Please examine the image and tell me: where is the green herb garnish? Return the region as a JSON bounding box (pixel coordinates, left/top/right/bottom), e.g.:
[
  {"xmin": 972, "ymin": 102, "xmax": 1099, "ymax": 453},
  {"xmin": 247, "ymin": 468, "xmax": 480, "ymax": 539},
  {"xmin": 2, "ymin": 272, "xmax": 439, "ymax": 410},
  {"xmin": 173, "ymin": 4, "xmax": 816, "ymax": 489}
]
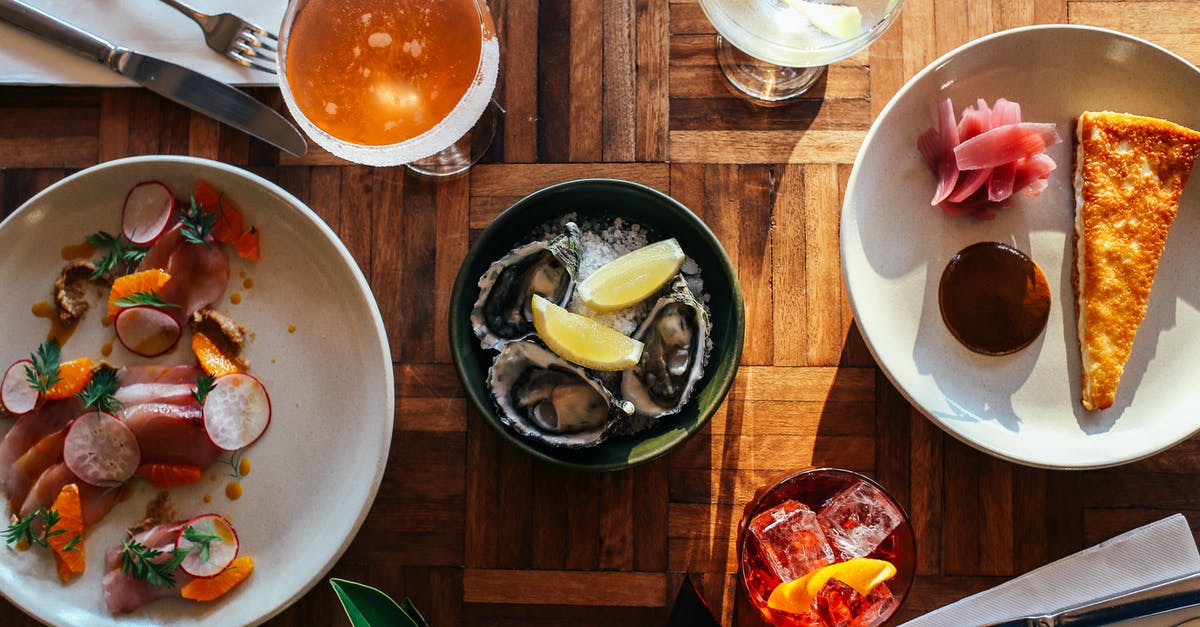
[
  {"xmin": 113, "ymin": 290, "xmax": 180, "ymax": 310},
  {"xmin": 3, "ymin": 508, "xmax": 66, "ymax": 549},
  {"xmin": 180, "ymin": 196, "xmax": 215, "ymax": 245},
  {"xmin": 182, "ymin": 524, "xmax": 221, "ymax": 564},
  {"xmin": 23, "ymin": 339, "xmax": 61, "ymax": 394},
  {"xmin": 222, "ymin": 449, "xmax": 245, "ymax": 480},
  {"xmin": 192, "ymin": 373, "xmax": 217, "ymax": 406},
  {"xmin": 87, "ymin": 231, "xmax": 149, "ymax": 280},
  {"xmin": 119, "ymin": 538, "xmax": 189, "ymax": 589},
  {"xmin": 76, "ymin": 365, "xmax": 122, "ymax": 415},
  {"xmin": 62, "ymin": 533, "xmax": 82, "ymax": 553}
]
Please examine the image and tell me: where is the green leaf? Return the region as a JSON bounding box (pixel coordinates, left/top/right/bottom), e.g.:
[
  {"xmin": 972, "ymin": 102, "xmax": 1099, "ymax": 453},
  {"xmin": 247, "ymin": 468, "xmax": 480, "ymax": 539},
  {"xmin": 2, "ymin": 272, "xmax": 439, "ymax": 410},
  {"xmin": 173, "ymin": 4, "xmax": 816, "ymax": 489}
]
[
  {"xmin": 399, "ymin": 598, "xmax": 429, "ymax": 627},
  {"xmin": 329, "ymin": 578, "xmax": 423, "ymax": 627}
]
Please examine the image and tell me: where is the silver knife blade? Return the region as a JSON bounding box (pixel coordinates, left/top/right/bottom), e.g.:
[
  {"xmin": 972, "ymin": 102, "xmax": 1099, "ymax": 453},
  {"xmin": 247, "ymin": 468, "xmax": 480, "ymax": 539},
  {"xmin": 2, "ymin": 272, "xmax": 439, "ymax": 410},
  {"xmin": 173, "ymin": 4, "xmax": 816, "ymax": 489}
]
[{"xmin": 0, "ymin": 0, "xmax": 306, "ymax": 156}]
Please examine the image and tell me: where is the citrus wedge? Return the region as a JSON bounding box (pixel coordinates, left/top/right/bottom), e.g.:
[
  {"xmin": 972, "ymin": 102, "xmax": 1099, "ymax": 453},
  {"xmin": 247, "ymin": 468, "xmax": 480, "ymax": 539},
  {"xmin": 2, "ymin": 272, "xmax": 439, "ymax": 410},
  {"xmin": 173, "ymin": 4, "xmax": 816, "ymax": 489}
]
[
  {"xmin": 576, "ymin": 239, "xmax": 685, "ymax": 311},
  {"xmin": 108, "ymin": 268, "xmax": 172, "ymax": 317},
  {"xmin": 786, "ymin": 0, "xmax": 863, "ymax": 40},
  {"xmin": 48, "ymin": 483, "xmax": 85, "ymax": 582},
  {"xmin": 43, "ymin": 357, "xmax": 93, "ymax": 400},
  {"xmin": 531, "ymin": 295, "xmax": 644, "ymax": 371},
  {"xmin": 181, "ymin": 555, "xmax": 254, "ymax": 601},
  {"xmin": 766, "ymin": 558, "xmax": 896, "ymax": 614}
]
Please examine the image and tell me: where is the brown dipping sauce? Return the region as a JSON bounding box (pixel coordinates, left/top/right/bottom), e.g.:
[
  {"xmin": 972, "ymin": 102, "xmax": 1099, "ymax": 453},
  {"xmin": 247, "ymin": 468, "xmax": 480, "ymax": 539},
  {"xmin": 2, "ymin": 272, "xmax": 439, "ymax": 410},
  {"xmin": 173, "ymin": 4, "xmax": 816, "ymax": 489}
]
[{"xmin": 938, "ymin": 242, "xmax": 1051, "ymax": 355}]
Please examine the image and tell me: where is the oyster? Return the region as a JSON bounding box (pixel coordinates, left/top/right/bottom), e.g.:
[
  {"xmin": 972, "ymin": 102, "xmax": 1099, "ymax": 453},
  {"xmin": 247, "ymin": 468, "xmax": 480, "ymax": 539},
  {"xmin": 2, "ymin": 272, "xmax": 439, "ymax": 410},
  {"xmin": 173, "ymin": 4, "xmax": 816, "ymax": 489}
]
[
  {"xmin": 471, "ymin": 223, "xmax": 582, "ymax": 350},
  {"xmin": 621, "ymin": 275, "xmax": 712, "ymax": 419},
  {"xmin": 488, "ymin": 340, "xmax": 634, "ymax": 448}
]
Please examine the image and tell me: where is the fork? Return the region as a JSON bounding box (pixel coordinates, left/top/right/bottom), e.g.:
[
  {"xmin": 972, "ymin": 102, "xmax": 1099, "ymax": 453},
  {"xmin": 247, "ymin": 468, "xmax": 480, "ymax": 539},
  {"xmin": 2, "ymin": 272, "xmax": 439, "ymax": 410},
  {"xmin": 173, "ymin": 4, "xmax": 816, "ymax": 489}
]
[{"xmin": 156, "ymin": 0, "xmax": 278, "ymax": 74}]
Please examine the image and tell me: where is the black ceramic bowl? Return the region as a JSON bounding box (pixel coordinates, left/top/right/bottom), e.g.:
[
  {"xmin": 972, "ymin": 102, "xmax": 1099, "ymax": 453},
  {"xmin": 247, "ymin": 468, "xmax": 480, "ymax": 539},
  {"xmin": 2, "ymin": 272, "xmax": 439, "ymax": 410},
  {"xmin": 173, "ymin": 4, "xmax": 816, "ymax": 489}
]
[{"xmin": 449, "ymin": 179, "xmax": 745, "ymax": 471}]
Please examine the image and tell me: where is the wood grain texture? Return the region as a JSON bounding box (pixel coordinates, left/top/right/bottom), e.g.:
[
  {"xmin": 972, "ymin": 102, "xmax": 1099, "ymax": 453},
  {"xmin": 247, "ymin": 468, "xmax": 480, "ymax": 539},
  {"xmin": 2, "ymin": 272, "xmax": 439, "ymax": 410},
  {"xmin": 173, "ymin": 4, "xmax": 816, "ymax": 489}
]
[{"xmin": 3, "ymin": 1, "xmax": 1200, "ymax": 626}]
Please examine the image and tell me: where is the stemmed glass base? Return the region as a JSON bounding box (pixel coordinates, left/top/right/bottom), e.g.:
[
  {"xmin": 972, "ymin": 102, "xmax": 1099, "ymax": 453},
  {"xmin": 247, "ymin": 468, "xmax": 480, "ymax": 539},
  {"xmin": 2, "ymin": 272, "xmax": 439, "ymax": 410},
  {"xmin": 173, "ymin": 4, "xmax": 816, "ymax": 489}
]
[
  {"xmin": 715, "ymin": 35, "xmax": 825, "ymax": 104},
  {"xmin": 406, "ymin": 100, "xmax": 502, "ymax": 178}
]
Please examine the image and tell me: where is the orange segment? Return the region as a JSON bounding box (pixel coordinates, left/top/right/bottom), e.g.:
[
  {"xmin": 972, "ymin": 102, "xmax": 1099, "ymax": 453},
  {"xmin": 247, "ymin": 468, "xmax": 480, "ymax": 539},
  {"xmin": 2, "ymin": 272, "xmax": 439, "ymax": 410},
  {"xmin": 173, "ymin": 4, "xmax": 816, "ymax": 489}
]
[
  {"xmin": 108, "ymin": 269, "xmax": 172, "ymax": 317},
  {"xmin": 192, "ymin": 333, "xmax": 241, "ymax": 377},
  {"xmin": 134, "ymin": 462, "xmax": 203, "ymax": 489},
  {"xmin": 43, "ymin": 357, "xmax": 93, "ymax": 400},
  {"xmin": 47, "ymin": 483, "xmax": 85, "ymax": 582},
  {"xmin": 195, "ymin": 180, "xmax": 245, "ymax": 244},
  {"xmin": 181, "ymin": 555, "xmax": 254, "ymax": 601},
  {"xmin": 233, "ymin": 227, "xmax": 260, "ymax": 261}
]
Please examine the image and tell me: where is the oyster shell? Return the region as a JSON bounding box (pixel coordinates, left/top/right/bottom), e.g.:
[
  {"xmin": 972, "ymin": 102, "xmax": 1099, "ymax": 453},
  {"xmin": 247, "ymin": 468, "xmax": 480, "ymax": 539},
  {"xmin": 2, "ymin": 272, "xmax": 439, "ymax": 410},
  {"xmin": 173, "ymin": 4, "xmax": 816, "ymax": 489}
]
[
  {"xmin": 620, "ymin": 275, "xmax": 712, "ymax": 419},
  {"xmin": 471, "ymin": 223, "xmax": 582, "ymax": 351},
  {"xmin": 488, "ymin": 340, "xmax": 633, "ymax": 448}
]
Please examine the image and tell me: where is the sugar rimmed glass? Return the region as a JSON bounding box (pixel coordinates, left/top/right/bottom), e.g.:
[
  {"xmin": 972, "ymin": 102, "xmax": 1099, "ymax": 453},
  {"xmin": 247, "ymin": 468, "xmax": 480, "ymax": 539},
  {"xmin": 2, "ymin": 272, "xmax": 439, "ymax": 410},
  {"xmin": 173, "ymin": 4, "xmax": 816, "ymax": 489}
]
[
  {"xmin": 698, "ymin": 0, "xmax": 906, "ymax": 103},
  {"xmin": 737, "ymin": 467, "xmax": 916, "ymax": 626},
  {"xmin": 277, "ymin": 0, "xmax": 500, "ymax": 176}
]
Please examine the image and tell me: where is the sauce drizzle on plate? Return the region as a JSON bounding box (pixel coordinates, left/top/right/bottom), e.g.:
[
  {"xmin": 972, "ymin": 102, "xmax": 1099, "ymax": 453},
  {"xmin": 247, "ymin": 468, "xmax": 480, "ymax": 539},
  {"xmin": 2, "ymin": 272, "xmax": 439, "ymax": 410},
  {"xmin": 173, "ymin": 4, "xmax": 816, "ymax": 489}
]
[{"xmin": 938, "ymin": 242, "xmax": 1050, "ymax": 355}]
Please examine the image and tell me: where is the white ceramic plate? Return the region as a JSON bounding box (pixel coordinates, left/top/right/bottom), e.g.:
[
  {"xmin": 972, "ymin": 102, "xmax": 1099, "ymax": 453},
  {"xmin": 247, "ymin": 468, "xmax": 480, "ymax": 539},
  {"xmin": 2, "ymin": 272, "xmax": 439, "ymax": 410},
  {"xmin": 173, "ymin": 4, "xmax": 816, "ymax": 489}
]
[
  {"xmin": 842, "ymin": 25, "xmax": 1200, "ymax": 469},
  {"xmin": 0, "ymin": 156, "xmax": 393, "ymax": 624}
]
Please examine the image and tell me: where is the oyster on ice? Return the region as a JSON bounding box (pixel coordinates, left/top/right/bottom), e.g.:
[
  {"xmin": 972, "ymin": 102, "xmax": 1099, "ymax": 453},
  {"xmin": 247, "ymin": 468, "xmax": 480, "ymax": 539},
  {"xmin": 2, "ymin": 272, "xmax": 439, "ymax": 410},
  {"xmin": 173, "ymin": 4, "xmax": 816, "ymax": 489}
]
[
  {"xmin": 489, "ymin": 340, "xmax": 634, "ymax": 448},
  {"xmin": 471, "ymin": 223, "xmax": 582, "ymax": 350},
  {"xmin": 621, "ymin": 275, "xmax": 712, "ymax": 419}
]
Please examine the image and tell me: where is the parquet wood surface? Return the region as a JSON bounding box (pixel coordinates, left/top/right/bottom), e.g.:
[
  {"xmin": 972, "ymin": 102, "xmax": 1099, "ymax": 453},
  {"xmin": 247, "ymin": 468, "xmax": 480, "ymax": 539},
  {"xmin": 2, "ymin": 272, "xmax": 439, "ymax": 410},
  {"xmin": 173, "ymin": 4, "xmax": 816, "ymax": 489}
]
[{"xmin": 1, "ymin": 1, "xmax": 1198, "ymax": 625}]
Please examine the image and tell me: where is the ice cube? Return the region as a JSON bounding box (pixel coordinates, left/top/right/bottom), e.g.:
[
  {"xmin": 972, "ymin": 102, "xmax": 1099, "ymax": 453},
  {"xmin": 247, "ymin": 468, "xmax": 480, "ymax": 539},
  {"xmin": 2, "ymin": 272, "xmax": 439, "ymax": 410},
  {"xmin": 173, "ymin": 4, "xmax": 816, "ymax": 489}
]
[
  {"xmin": 748, "ymin": 499, "xmax": 836, "ymax": 582},
  {"xmin": 814, "ymin": 580, "xmax": 896, "ymax": 627},
  {"xmin": 817, "ymin": 480, "xmax": 903, "ymax": 559}
]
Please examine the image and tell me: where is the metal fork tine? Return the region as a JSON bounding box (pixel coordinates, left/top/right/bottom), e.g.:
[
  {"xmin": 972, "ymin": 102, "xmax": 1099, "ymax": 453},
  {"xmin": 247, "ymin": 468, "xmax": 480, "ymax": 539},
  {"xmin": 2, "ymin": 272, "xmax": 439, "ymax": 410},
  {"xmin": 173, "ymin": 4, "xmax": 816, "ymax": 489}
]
[
  {"xmin": 229, "ymin": 51, "xmax": 277, "ymax": 75},
  {"xmin": 235, "ymin": 41, "xmax": 277, "ymax": 65},
  {"xmin": 241, "ymin": 30, "xmax": 277, "ymax": 53}
]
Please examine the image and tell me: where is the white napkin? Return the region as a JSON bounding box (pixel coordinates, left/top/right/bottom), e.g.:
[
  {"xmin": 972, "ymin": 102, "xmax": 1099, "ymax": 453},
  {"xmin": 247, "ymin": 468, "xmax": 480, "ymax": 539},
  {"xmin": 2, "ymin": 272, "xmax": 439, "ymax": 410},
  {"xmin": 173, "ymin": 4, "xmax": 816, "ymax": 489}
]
[
  {"xmin": 0, "ymin": 1, "xmax": 285, "ymax": 86},
  {"xmin": 902, "ymin": 514, "xmax": 1200, "ymax": 627}
]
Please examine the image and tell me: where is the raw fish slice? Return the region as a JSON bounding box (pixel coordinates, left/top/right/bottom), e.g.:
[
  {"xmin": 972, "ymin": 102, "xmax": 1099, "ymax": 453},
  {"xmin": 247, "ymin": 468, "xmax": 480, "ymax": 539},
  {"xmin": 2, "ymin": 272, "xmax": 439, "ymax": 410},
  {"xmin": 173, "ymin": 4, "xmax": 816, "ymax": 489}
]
[
  {"xmin": 6, "ymin": 428, "xmax": 67, "ymax": 511},
  {"xmin": 115, "ymin": 383, "xmax": 198, "ymax": 408},
  {"xmin": 125, "ymin": 406, "xmax": 220, "ymax": 469},
  {"xmin": 0, "ymin": 399, "xmax": 79, "ymax": 485},
  {"xmin": 102, "ymin": 521, "xmax": 190, "ymax": 613},
  {"xmin": 142, "ymin": 226, "xmax": 230, "ymax": 317},
  {"xmin": 21, "ymin": 463, "xmax": 118, "ymax": 527},
  {"xmin": 117, "ymin": 365, "xmax": 203, "ymax": 386},
  {"xmin": 954, "ymin": 122, "xmax": 1061, "ymax": 170},
  {"xmin": 123, "ymin": 402, "xmax": 202, "ymax": 423}
]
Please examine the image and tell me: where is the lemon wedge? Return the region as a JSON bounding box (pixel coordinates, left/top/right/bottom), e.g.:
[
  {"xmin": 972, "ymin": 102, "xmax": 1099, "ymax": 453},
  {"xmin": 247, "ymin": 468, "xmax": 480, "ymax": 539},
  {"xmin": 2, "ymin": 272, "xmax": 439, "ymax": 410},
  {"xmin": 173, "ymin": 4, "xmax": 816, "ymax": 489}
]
[
  {"xmin": 786, "ymin": 0, "xmax": 863, "ymax": 40},
  {"xmin": 766, "ymin": 558, "xmax": 896, "ymax": 614},
  {"xmin": 531, "ymin": 295, "xmax": 644, "ymax": 371},
  {"xmin": 576, "ymin": 239, "xmax": 686, "ymax": 311}
]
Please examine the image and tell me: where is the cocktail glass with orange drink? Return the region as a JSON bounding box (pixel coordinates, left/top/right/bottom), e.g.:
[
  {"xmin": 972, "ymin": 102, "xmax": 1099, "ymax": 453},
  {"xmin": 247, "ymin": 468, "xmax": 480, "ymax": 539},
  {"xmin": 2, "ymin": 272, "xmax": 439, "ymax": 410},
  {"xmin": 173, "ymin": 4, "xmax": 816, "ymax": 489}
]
[
  {"xmin": 737, "ymin": 468, "xmax": 915, "ymax": 626},
  {"xmin": 278, "ymin": 0, "xmax": 499, "ymax": 175}
]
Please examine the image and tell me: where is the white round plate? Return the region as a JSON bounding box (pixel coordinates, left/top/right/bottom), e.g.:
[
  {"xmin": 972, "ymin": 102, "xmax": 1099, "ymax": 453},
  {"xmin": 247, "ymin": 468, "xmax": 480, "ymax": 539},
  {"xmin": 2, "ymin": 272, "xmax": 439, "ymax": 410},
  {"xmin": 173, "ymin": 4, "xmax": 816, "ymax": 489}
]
[
  {"xmin": 842, "ymin": 25, "xmax": 1200, "ymax": 469},
  {"xmin": 0, "ymin": 156, "xmax": 393, "ymax": 624}
]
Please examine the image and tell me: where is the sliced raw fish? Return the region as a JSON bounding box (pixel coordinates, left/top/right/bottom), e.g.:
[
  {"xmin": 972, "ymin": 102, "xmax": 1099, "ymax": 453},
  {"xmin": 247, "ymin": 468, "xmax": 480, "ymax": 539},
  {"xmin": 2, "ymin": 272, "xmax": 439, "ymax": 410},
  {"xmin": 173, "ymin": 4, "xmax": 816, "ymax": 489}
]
[
  {"xmin": 102, "ymin": 521, "xmax": 190, "ymax": 613},
  {"xmin": 125, "ymin": 405, "xmax": 220, "ymax": 469},
  {"xmin": 954, "ymin": 122, "xmax": 1061, "ymax": 170},
  {"xmin": 20, "ymin": 463, "xmax": 118, "ymax": 527},
  {"xmin": 0, "ymin": 398, "xmax": 79, "ymax": 485},
  {"xmin": 6, "ymin": 428, "xmax": 67, "ymax": 512},
  {"xmin": 141, "ymin": 226, "xmax": 230, "ymax": 317},
  {"xmin": 115, "ymin": 383, "xmax": 198, "ymax": 408},
  {"xmin": 117, "ymin": 365, "xmax": 202, "ymax": 387}
]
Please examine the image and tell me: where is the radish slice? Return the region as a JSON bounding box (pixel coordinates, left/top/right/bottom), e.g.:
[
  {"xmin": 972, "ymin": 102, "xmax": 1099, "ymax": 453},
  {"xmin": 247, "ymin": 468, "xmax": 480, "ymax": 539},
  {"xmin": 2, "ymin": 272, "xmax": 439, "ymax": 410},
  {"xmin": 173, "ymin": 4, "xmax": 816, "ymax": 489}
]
[
  {"xmin": 177, "ymin": 514, "xmax": 239, "ymax": 578},
  {"xmin": 122, "ymin": 182, "xmax": 175, "ymax": 245},
  {"xmin": 1, "ymin": 360, "xmax": 38, "ymax": 416},
  {"xmin": 203, "ymin": 373, "xmax": 271, "ymax": 451},
  {"xmin": 114, "ymin": 306, "xmax": 182, "ymax": 357},
  {"xmin": 64, "ymin": 411, "xmax": 140, "ymax": 486}
]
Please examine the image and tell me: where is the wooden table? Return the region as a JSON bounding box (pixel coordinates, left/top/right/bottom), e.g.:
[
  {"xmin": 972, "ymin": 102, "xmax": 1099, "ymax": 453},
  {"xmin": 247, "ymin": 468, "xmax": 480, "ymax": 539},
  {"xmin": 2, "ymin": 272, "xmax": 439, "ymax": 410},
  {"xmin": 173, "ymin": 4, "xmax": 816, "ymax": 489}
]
[{"xmin": 2, "ymin": 0, "xmax": 1198, "ymax": 624}]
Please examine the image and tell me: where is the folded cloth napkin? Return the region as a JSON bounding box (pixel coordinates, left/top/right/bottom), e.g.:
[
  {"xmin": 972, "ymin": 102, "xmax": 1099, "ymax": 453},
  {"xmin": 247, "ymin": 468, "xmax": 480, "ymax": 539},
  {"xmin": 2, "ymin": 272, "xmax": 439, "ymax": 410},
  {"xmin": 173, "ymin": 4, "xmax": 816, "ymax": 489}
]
[
  {"xmin": 902, "ymin": 514, "xmax": 1200, "ymax": 627},
  {"xmin": 0, "ymin": 0, "xmax": 284, "ymax": 87}
]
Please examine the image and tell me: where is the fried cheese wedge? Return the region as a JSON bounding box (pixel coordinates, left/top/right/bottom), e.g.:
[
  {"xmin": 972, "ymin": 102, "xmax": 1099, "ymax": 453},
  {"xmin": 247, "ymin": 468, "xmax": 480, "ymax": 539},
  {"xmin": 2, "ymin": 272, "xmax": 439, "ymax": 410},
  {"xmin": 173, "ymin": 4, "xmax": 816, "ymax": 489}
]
[{"xmin": 1074, "ymin": 111, "xmax": 1200, "ymax": 410}]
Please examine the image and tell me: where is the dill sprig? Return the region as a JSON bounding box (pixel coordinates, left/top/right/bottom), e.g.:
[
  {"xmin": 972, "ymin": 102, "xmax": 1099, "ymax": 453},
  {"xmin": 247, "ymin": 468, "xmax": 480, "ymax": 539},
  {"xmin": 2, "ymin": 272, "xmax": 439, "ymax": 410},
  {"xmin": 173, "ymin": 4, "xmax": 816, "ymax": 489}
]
[
  {"xmin": 119, "ymin": 538, "xmax": 189, "ymax": 589},
  {"xmin": 3, "ymin": 508, "xmax": 66, "ymax": 549},
  {"xmin": 192, "ymin": 373, "xmax": 217, "ymax": 406},
  {"xmin": 222, "ymin": 449, "xmax": 245, "ymax": 480},
  {"xmin": 86, "ymin": 231, "xmax": 149, "ymax": 280},
  {"xmin": 182, "ymin": 524, "xmax": 221, "ymax": 564},
  {"xmin": 23, "ymin": 339, "xmax": 61, "ymax": 394},
  {"xmin": 113, "ymin": 290, "xmax": 180, "ymax": 310},
  {"xmin": 62, "ymin": 533, "xmax": 82, "ymax": 553},
  {"xmin": 76, "ymin": 365, "xmax": 122, "ymax": 415},
  {"xmin": 180, "ymin": 196, "xmax": 215, "ymax": 246}
]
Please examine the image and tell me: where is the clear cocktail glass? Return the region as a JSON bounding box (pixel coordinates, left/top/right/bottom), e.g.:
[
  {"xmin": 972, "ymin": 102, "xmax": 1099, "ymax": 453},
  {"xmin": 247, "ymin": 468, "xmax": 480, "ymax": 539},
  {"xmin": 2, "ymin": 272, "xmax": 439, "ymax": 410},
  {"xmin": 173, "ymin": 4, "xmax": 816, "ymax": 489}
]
[
  {"xmin": 737, "ymin": 467, "xmax": 916, "ymax": 626},
  {"xmin": 698, "ymin": 0, "xmax": 906, "ymax": 103},
  {"xmin": 278, "ymin": 0, "xmax": 500, "ymax": 176}
]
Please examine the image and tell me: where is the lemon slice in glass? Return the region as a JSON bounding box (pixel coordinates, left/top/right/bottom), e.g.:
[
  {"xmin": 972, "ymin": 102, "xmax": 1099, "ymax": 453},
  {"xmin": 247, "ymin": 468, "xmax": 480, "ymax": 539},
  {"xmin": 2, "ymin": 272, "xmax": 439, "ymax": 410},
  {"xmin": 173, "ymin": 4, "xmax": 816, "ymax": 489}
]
[
  {"xmin": 766, "ymin": 557, "xmax": 896, "ymax": 614},
  {"xmin": 576, "ymin": 239, "xmax": 686, "ymax": 312},
  {"xmin": 786, "ymin": 0, "xmax": 863, "ymax": 40},
  {"xmin": 531, "ymin": 295, "xmax": 644, "ymax": 371}
]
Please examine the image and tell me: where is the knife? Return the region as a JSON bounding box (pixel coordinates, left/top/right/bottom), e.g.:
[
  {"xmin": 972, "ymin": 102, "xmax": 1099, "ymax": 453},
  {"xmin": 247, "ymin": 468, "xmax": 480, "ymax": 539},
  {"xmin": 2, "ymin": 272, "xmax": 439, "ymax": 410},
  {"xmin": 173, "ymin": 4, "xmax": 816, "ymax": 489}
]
[
  {"xmin": 978, "ymin": 571, "xmax": 1200, "ymax": 627},
  {"xmin": 0, "ymin": 0, "xmax": 306, "ymax": 156}
]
